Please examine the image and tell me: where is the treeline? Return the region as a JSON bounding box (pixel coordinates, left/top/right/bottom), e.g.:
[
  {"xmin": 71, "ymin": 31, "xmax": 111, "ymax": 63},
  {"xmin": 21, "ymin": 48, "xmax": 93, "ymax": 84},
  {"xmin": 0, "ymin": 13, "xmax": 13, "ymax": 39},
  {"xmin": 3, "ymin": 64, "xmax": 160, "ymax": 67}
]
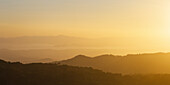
[{"xmin": 0, "ymin": 59, "xmax": 170, "ymax": 85}]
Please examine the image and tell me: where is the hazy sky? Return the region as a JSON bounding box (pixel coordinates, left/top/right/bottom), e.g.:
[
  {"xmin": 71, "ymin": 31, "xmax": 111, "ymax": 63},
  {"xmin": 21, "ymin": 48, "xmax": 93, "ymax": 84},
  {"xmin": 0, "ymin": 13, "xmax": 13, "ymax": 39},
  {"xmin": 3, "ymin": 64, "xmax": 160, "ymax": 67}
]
[{"xmin": 0, "ymin": 0, "xmax": 169, "ymax": 39}]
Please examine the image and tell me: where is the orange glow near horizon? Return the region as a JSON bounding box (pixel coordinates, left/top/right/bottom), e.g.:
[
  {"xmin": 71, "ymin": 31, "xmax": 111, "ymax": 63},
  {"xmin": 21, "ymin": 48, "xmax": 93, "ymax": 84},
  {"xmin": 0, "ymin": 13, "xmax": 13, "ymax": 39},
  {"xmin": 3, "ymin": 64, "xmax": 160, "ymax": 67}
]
[{"xmin": 0, "ymin": 0, "xmax": 170, "ymax": 52}]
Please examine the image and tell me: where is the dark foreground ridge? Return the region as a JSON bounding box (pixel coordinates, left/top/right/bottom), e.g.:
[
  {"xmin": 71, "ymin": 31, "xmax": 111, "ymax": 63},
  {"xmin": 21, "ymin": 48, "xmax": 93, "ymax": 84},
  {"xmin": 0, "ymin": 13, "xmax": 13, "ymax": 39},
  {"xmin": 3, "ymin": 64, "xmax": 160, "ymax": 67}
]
[{"xmin": 1, "ymin": 59, "xmax": 170, "ymax": 85}]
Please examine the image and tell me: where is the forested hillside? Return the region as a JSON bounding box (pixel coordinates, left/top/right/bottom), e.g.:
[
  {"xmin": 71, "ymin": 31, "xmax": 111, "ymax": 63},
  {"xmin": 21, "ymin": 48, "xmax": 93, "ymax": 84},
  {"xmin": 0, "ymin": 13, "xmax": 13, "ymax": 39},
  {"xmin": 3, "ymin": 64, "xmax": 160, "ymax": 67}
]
[{"xmin": 1, "ymin": 59, "xmax": 170, "ymax": 85}]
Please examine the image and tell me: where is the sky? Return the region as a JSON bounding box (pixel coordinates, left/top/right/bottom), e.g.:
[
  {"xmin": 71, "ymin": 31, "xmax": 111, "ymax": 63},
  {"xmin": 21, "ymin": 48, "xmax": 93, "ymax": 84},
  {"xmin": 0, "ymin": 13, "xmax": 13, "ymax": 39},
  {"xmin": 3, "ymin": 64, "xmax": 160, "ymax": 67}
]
[
  {"xmin": 0, "ymin": 0, "xmax": 169, "ymax": 37},
  {"xmin": 0, "ymin": 0, "xmax": 170, "ymax": 50}
]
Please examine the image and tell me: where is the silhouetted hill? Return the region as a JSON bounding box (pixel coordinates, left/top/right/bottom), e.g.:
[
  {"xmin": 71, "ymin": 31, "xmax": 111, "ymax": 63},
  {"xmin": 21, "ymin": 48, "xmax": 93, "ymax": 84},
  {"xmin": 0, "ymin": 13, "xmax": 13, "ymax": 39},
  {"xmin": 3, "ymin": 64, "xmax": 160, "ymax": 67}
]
[
  {"xmin": 1, "ymin": 59, "xmax": 170, "ymax": 85},
  {"xmin": 0, "ymin": 49, "xmax": 128, "ymax": 63},
  {"xmin": 58, "ymin": 53, "xmax": 170, "ymax": 74},
  {"xmin": 0, "ymin": 59, "xmax": 121, "ymax": 85}
]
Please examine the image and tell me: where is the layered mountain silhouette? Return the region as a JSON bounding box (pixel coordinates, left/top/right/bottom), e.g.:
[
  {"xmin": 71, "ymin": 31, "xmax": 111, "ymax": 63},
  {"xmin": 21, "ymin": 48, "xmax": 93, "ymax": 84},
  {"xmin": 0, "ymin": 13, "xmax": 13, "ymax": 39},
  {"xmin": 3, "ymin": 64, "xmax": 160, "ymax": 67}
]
[
  {"xmin": 0, "ymin": 35, "xmax": 154, "ymax": 50},
  {"xmin": 0, "ymin": 35, "xmax": 92, "ymax": 49},
  {"xmin": 1, "ymin": 59, "xmax": 170, "ymax": 85},
  {"xmin": 0, "ymin": 49, "xmax": 127, "ymax": 63},
  {"xmin": 0, "ymin": 35, "xmax": 112, "ymax": 49},
  {"xmin": 58, "ymin": 53, "xmax": 170, "ymax": 74}
]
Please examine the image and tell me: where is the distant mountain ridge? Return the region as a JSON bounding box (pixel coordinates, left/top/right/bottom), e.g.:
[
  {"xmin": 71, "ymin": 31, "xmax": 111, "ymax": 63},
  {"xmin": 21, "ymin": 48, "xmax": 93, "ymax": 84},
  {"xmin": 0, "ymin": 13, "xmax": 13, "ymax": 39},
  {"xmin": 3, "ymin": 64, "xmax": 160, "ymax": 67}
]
[
  {"xmin": 0, "ymin": 35, "xmax": 153, "ymax": 50},
  {"xmin": 0, "ymin": 49, "xmax": 129, "ymax": 63},
  {"xmin": 0, "ymin": 35, "xmax": 85, "ymax": 44},
  {"xmin": 58, "ymin": 52, "xmax": 170, "ymax": 74}
]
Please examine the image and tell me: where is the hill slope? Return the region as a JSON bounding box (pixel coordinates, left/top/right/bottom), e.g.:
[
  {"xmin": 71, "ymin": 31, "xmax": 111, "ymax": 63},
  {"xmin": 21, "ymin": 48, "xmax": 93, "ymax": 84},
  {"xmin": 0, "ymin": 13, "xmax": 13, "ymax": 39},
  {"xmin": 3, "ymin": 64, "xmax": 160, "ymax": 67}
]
[
  {"xmin": 58, "ymin": 53, "xmax": 170, "ymax": 74},
  {"xmin": 1, "ymin": 59, "xmax": 170, "ymax": 85}
]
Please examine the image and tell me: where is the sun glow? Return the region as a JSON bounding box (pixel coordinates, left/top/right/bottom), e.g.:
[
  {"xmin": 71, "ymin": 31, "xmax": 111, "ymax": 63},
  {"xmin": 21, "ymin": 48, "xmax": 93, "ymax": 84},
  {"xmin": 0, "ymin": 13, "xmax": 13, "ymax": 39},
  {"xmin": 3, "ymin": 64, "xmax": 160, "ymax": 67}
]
[{"xmin": 164, "ymin": 3, "xmax": 170, "ymax": 38}]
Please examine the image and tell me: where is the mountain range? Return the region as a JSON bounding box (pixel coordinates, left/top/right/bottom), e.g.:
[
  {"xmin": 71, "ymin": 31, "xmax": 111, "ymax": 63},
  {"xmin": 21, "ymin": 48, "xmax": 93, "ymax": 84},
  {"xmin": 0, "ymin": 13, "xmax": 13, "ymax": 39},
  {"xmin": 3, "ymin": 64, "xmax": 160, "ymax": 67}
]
[
  {"xmin": 0, "ymin": 35, "xmax": 117, "ymax": 49},
  {"xmin": 0, "ymin": 35, "xmax": 160, "ymax": 50},
  {"xmin": 0, "ymin": 49, "xmax": 128, "ymax": 63},
  {"xmin": 2, "ymin": 59, "xmax": 170, "ymax": 85},
  {"xmin": 58, "ymin": 53, "xmax": 170, "ymax": 74}
]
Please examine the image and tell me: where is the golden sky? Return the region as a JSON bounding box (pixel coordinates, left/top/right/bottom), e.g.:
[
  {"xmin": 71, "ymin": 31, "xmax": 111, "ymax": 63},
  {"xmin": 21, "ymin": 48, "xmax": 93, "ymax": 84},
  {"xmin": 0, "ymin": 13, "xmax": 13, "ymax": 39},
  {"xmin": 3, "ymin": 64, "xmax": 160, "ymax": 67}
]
[{"xmin": 0, "ymin": 0, "xmax": 169, "ymax": 40}]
